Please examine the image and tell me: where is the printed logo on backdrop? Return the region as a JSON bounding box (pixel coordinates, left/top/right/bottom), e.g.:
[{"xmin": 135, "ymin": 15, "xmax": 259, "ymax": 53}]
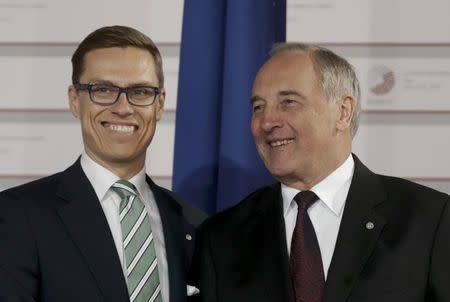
[
  {"xmin": 369, "ymin": 65, "xmax": 395, "ymax": 95},
  {"xmin": 366, "ymin": 65, "xmax": 396, "ymax": 107}
]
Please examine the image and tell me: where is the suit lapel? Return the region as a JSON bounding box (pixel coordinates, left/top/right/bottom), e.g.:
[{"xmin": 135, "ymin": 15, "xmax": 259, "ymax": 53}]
[
  {"xmin": 149, "ymin": 177, "xmax": 190, "ymax": 302},
  {"xmin": 322, "ymin": 156, "xmax": 388, "ymax": 302},
  {"xmin": 254, "ymin": 184, "xmax": 295, "ymax": 302},
  {"xmin": 55, "ymin": 160, "xmax": 129, "ymax": 302}
]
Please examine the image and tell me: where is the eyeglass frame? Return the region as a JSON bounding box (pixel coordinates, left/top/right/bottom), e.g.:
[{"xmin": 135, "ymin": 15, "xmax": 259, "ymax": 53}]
[{"xmin": 74, "ymin": 82, "xmax": 162, "ymax": 107}]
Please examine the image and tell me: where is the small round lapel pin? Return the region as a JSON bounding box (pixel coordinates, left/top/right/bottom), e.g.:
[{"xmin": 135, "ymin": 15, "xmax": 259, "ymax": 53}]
[{"xmin": 365, "ymin": 221, "xmax": 375, "ymax": 230}]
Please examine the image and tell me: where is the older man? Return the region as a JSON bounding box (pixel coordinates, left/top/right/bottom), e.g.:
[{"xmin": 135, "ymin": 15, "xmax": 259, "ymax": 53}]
[
  {"xmin": 192, "ymin": 43, "xmax": 450, "ymax": 302},
  {"xmin": 0, "ymin": 26, "xmax": 206, "ymax": 302}
]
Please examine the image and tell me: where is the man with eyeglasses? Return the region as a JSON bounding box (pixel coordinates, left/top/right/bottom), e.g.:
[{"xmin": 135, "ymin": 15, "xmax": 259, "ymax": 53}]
[{"xmin": 0, "ymin": 25, "xmax": 206, "ymax": 302}]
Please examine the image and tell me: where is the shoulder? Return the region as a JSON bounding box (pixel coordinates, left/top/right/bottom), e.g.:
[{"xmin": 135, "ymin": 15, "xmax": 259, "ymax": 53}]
[
  {"xmin": 385, "ymin": 177, "xmax": 450, "ymax": 222},
  {"xmin": 164, "ymin": 186, "xmax": 209, "ymax": 227},
  {"xmin": 380, "ymin": 175, "xmax": 449, "ymax": 203},
  {"xmin": 149, "ymin": 181, "xmax": 208, "ymax": 227},
  {"xmin": 201, "ymin": 183, "xmax": 280, "ymax": 233},
  {"xmin": 0, "ymin": 172, "xmax": 63, "ymax": 206},
  {"xmin": 0, "ymin": 159, "xmax": 81, "ymax": 207},
  {"xmin": 353, "ymin": 154, "xmax": 449, "ymax": 210},
  {"xmin": 0, "ymin": 173, "xmax": 66, "ymax": 243},
  {"xmin": 357, "ymin": 166, "xmax": 450, "ymax": 228}
]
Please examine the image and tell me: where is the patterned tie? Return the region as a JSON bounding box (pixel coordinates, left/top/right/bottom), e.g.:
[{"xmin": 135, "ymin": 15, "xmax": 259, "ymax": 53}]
[
  {"xmin": 289, "ymin": 191, "xmax": 325, "ymax": 302},
  {"xmin": 111, "ymin": 180, "xmax": 162, "ymax": 302}
]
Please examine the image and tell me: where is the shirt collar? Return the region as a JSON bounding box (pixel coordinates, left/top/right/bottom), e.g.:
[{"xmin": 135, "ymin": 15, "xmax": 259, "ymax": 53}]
[
  {"xmin": 282, "ymin": 154, "xmax": 354, "ymax": 216},
  {"xmin": 128, "ymin": 168, "xmax": 148, "ymax": 197},
  {"xmin": 80, "ymin": 151, "xmax": 147, "ymax": 201}
]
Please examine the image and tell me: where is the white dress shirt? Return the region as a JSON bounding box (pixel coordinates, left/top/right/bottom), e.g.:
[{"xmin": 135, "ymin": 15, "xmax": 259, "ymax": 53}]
[
  {"xmin": 80, "ymin": 152, "xmax": 169, "ymax": 302},
  {"xmin": 282, "ymin": 154, "xmax": 354, "ymax": 279}
]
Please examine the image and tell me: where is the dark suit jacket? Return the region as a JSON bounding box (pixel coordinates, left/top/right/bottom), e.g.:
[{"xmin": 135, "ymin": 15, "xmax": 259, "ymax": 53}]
[
  {"xmin": 0, "ymin": 159, "xmax": 207, "ymax": 302},
  {"xmin": 192, "ymin": 156, "xmax": 450, "ymax": 302}
]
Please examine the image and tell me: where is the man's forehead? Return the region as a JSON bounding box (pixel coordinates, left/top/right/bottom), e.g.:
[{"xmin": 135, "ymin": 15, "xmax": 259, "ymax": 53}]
[
  {"xmin": 83, "ymin": 46, "xmax": 152, "ymax": 61},
  {"xmin": 257, "ymin": 53, "xmax": 310, "ymax": 80},
  {"xmin": 267, "ymin": 50, "xmax": 310, "ymax": 66},
  {"xmin": 256, "ymin": 52, "xmax": 317, "ymax": 83},
  {"xmin": 80, "ymin": 47, "xmax": 156, "ymax": 75}
]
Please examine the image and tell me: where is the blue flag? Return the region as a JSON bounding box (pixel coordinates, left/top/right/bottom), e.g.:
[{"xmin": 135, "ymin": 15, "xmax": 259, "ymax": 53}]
[{"xmin": 173, "ymin": 0, "xmax": 286, "ymax": 214}]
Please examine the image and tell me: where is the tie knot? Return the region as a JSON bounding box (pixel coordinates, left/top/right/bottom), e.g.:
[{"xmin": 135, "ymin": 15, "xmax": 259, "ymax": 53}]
[
  {"xmin": 294, "ymin": 191, "xmax": 319, "ymax": 210},
  {"xmin": 111, "ymin": 179, "xmax": 137, "ymax": 199}
]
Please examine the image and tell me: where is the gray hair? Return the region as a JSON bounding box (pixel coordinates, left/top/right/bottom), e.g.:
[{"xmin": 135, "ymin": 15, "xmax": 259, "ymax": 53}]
[{"xmin": 271, "ymin": 43, "xmax": 361, "ymax": 137}]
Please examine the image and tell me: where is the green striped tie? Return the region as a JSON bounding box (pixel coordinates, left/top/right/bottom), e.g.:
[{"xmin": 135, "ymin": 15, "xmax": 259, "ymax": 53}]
[{"xmin": 111, "ymin": 180, "xmax": 162, "ymax": 302}]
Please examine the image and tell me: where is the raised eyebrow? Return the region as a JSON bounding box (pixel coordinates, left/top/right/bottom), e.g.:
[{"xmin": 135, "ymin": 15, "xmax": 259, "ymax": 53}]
[
  {"xmin": 278, "ymin": 89, "xmax": 306, "ymax": 100},
  {"xmin": 128, "ymin": 82, "xmax": 157, "ymax": 87},
  {"xmin": 250, "ymin": 95, "xmax": 265, "ymax": 104},
  {"xmin": 90, "ymin": 80, "xmax": 116, "ymax": 86},
  {"xmin": 90, "ymin": 81, "xmax": 156, "ymax": 88}
]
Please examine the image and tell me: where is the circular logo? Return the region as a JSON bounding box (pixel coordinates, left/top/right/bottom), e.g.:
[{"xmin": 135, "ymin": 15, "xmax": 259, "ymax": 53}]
[{"xmin": 368, "ymin": 65, "xmax": 395, "ymax": 95}]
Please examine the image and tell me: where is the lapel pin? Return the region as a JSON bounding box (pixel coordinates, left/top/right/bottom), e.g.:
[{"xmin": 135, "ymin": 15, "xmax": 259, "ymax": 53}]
[
  {"xmin": 186, "ymin": 234, "xmax": 192, "ymax": 241},
  {"xmin": 365, "ymin": 221, "xmax": 375, "ymax": 230}
]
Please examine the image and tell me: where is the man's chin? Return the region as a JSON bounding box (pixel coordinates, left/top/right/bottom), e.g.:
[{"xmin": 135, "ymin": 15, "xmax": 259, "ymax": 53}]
[
  {"xmin": 91, "ymin": 150, "xmax": 145, "ymax": 167},
  {"xmin": 267, "ymin": 167, "xmax": 292, "ymax": 181}
]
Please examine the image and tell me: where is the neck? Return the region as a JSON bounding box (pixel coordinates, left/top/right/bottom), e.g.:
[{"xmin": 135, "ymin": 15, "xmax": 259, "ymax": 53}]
[
  {"xmin": 282, "ymin": 149, "xmax": 352, "ymax": 191},
  {"xmin": 85, "ymin": 150, "xmax": 145, "ymax": 180}
]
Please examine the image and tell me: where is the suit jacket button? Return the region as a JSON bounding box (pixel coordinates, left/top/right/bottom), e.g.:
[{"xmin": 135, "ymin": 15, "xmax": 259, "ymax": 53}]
[
  {"xmin": 186, "ymin": 234, "xmax": 192, "ymax": 240},
  {"xmin": 365, "ymin": 222, "xmax": 375, "ymax": 230}
]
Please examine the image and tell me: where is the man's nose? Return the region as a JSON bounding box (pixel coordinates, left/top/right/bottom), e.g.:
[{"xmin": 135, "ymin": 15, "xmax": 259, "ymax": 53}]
[
  {"xmin": 259, "ymin": 106, "xmax": 283, "ymax": 132},
  {"xmin": 111, "ymin": 92, "xmax": 134, "ymax": 115}
]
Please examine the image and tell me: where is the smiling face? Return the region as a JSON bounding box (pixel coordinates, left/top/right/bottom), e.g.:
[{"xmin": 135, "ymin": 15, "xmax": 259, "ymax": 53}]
[
  {"xmin": 251, "ymin": 51, "xmax": 352, "ymax": 189},
  {"xmin": 68, "ymin": 46, "xmax": 164, "ymax": 178}
]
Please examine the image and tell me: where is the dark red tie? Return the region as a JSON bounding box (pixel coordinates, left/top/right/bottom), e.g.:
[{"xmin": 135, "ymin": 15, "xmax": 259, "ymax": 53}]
[{"xmin": 289, "ymin": 191, "xmax": 325, "ymax": 302}]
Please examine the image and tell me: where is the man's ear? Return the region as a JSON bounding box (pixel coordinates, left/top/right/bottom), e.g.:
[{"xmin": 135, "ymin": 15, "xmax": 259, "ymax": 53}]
[
  {"xmin": 336, "ymin": 95, "xmax": 355, "ymax": 132},
  {"xmin": 155, "ymin": 89, "xmax": 165, "ymax": 122},
  {"xmin": 68, "ymin": 85, "xmax": 80, "ymax": 119}
]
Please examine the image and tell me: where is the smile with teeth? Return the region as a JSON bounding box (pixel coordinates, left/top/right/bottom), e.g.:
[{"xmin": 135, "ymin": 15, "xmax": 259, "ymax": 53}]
[
  {"xmin": 270, "ymin": 139, "xmax": 294, "ymax": 147},
  {"xmin": 104, "ymin": 123, "xmax": 137, "ymax": 133}
]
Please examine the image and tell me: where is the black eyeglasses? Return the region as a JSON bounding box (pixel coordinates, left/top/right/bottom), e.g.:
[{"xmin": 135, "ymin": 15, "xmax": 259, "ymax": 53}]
[{"xmin": 74, "ymin": 83, "xmax": 162, "ymax": 107}]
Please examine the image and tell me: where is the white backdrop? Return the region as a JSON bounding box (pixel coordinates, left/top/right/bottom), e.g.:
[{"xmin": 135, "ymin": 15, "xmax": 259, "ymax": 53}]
[{"xmin": 1, "ymin": 0, "xmax": 449, "ymax": 194}]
